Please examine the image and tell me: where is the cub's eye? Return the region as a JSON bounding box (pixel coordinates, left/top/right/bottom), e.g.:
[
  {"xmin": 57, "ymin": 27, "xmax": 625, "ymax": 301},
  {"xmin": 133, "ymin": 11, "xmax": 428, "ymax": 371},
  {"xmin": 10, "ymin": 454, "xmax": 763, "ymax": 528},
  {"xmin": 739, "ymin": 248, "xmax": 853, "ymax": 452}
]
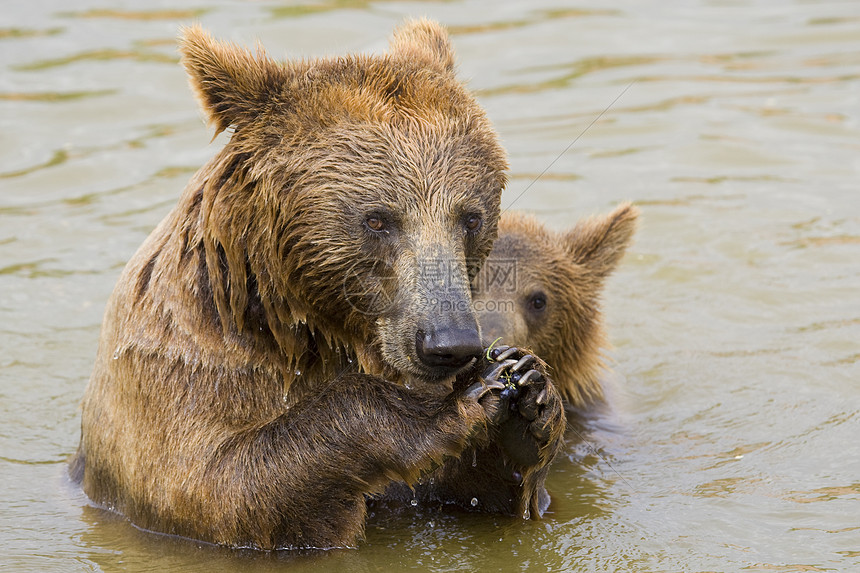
[
  {"xmin": 528, "ymin": 292, "xmax": 547, "ymax": 312},
  {"xmin": 365, "ymin": 215, "xmax": 386, "ymax": 232},
  {"xmin": 463, "ymin": 214, "xmax": 482, "ymax": 233}
]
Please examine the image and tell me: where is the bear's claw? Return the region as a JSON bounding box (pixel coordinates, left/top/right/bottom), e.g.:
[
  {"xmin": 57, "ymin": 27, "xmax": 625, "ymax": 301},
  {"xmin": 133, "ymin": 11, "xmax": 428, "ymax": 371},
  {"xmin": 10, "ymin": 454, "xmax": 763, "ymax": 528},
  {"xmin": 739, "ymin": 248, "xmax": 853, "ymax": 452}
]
[
  {"xmin": 484, "ymin": 359, "xmax": 518, "ymax": 382},
  {"xmin": 480, "ymin": 343, "xmax": 563, "ymax": 466},
  {"xmin": 511, "ymin": 354, "xmax": 536, "ymax": 373},
  {"xmin": 516, "ymin": 369, "xmax": 541, "ymax": 388},
  {"xmin": 490, "ymin": 345, "xmax": 518, "ymax": 362},
  {"xmin": 464, "ymin": 378, "xmax": 505, "ymax": 401}
]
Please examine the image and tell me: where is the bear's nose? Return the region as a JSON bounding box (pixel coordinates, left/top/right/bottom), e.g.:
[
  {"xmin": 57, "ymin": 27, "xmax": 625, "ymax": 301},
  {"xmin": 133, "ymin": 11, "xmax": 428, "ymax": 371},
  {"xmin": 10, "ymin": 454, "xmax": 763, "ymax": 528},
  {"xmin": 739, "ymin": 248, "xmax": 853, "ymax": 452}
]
[{"xmin": 416, "ymin": 327, "xmax": 482, "ymax": 373}]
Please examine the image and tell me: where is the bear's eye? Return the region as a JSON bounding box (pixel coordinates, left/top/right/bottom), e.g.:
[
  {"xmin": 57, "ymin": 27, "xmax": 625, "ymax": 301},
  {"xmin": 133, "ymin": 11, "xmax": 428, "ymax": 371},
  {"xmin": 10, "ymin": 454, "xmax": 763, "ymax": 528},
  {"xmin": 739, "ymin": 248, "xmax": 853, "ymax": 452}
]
[
  {"xmin": 365, "ymin": 215, "xmax": 386, "ymax": 233},
  {"xmin": 463, "ymin": 214, "xmax": 482, "ymax": 233},
  {"xmin": 528, "ymin": 292, "xmax": 547, "ymax": 312}
]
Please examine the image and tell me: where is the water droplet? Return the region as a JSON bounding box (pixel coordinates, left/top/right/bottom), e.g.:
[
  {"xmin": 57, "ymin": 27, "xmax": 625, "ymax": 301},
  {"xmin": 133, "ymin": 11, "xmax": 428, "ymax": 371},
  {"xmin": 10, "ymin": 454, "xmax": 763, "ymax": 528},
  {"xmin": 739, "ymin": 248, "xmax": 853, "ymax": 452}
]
[
  {"xmin": 410, "ymin": 498, "xmax": 418, "ymax": 507},
  {"xmin": 112, "ymin": 351, "xmax": 119, "ymax": 360},
  {"xmin": 470, "ymin": 497, "xmax": 478, "ymax": 507},
  {"xmin": 523, "ymin": 508, "xmax": 530, "ymax": 519},
  {"xmin": 294, "ymin": 369, "xmax": 302, "ymax": 377}
]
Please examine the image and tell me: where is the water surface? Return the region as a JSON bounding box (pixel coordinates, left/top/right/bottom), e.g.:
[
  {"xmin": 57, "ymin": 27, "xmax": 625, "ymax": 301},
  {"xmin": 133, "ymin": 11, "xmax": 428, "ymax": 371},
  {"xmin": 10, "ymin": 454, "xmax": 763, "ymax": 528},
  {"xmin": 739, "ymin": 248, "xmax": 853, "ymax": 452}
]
[{"xmin": 1, "ymin": 0, "xmax": 859, "ymax": 571}]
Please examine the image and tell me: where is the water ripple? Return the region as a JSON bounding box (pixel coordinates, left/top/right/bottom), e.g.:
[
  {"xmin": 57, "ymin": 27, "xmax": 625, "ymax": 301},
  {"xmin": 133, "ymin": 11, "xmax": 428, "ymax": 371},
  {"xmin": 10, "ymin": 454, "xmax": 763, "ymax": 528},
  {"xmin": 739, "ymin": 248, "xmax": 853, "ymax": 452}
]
[
  {"xmin": 0, "ymin": 27, "xmax": 63, "ymax": 39},
  {"xmin": 57, "ymin": 8, "xmax": 209, "ymax": 20},
  {"xmin": 0, "ymin": 90, "xmax": 115, "ymax": 102},
  {"xmin": 13, "ymin": 48, "xmax": 176, "ymax": 72}
]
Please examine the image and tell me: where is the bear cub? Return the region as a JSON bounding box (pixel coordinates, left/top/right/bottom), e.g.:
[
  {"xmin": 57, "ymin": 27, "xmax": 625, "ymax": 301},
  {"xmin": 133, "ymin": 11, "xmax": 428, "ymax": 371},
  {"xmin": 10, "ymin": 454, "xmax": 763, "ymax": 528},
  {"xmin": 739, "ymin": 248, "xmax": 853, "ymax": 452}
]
[{"xmin": 474, "ymin": 203, "xmax": 639, "ymax": 411}]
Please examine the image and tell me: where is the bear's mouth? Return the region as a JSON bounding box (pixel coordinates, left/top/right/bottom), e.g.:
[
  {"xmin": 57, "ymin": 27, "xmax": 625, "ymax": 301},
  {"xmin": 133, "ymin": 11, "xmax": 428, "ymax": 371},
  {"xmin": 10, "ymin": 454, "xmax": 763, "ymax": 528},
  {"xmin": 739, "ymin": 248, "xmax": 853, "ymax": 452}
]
[
  {"xmin": 409, "ymin": 358, "xmax": 478, "ymax": 387},
  {"xmin": 403, "ymin": 359, "xmax": 479, "ymax": 397},
  {"xmin": 373, "ymin": 313, "xmax": 483, "ymax": 391},
  {"xmin": 359, "ymin": 339, "xmax": 469, "ymax": 395}
]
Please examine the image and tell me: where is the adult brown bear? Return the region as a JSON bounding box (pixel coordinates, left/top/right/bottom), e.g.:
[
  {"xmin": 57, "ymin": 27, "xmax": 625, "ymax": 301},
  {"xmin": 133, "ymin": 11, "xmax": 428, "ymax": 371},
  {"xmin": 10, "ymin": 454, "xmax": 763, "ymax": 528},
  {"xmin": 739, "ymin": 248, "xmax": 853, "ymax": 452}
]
[{"xmin": 70, "ymin": 20, "xmax": 564, "ymax": 550}]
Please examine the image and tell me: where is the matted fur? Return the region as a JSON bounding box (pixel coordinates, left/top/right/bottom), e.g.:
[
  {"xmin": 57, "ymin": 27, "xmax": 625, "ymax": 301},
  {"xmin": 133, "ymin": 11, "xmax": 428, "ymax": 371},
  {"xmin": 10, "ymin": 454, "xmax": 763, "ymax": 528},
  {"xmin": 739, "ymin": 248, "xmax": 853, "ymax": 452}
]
[{"xmin": 70, "ymin": 20, "xmax": 567, "ymax": 550}]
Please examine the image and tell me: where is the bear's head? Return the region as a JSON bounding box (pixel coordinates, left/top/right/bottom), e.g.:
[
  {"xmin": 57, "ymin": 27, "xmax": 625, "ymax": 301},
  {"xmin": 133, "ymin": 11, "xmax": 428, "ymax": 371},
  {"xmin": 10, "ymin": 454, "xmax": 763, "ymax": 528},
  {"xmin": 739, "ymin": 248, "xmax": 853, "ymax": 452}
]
[
  {"xmin": 179, "ymin": 21, "xmax": 507, "ymax": 387},
  {"xmin": 472, "ymin": 204, "xmax": 638, "ymax": 407}
]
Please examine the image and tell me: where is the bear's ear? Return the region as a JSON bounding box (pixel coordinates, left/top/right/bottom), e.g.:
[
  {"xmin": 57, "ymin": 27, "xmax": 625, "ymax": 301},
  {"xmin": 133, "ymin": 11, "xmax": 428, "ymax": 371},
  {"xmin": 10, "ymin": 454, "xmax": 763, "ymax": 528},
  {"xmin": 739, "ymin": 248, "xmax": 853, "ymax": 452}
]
[
  {"xmin": 179, "ymin": 25, "xmax": 289, "ymax": 136},
  {"xmin": 564, "ymin": 203, "xmax": 639, "ymax": 279},
  {"xmin": 388, "ymin": 18, "xmax": 456, "ymax": 74}
]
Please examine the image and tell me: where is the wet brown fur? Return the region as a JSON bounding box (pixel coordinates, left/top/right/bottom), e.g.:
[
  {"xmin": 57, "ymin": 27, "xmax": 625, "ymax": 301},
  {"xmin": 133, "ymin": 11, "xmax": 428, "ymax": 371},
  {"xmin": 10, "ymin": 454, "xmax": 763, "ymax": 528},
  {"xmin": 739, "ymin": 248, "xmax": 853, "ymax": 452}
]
[
  {"xmin": 68, "ymin": 21, "xmax": 552, "ymax": 550},
  {"xmin": 474, "ymin": 204, "xmax": 639, "ymax": 409}
]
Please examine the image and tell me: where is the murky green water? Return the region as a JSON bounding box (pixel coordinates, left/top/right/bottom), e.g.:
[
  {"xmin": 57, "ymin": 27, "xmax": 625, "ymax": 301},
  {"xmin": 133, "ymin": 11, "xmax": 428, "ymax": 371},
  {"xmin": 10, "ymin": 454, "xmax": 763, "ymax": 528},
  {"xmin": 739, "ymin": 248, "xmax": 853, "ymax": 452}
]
[{"xmin": 2, "ymin": 1, "xmax": 859, "ymax": 571}]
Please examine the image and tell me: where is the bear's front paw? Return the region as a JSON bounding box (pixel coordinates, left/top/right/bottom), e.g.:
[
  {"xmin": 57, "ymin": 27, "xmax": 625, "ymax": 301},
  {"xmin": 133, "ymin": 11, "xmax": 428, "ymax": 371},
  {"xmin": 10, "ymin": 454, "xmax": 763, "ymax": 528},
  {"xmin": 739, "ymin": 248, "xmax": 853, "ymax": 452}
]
[
  {"xmin": 461, "ymin": 363, "xmax": 506, "ymax": 423},
  {"xmin": 484, "ymin": 345, "xmax": 564, "ymax": 467}
]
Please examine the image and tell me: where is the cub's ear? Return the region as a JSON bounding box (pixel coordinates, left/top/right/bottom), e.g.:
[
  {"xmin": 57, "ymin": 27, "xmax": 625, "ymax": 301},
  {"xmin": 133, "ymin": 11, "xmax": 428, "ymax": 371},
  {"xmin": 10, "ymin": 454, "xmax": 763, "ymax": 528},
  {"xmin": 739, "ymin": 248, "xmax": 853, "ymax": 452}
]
[
  {"xmin": 388, "ymin": 18, "xmax": 455, "ymax": 73},
  {"xmin": 179, "ymin": 25, "xmax": 289, "ymax": 135},
  {"xmin": 564, "ymin": 203, "xmax": 639, "ymax": 279}
]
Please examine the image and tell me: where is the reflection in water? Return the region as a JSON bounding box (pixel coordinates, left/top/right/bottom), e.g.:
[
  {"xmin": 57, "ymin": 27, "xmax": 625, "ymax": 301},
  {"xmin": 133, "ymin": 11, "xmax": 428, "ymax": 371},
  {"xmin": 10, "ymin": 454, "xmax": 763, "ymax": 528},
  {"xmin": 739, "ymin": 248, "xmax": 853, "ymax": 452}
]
[
  {"xmin": 482, "ymin": 57, "xmax": 659, "ymax": 98},
  {"xmin": 1, "ymin": 0, "xmax": 859, "ymax": 571},
  {"xmin": 0, "ymin": 90, "xmax": 115, "ymax": 102},
  {"xmin": 13, "ymin": 47, "xmax": 176, "ymax": 72},
  {"xmin": 78, "ymin": 504, "xmax": 345, "ymax": 572},
  {"xmin": 447, "ymin": 9, "xmax": 622, "ymax": 36},
  {"xmin": 59, "ymin": 9, "xmax": 210, "ymax": 21}
]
